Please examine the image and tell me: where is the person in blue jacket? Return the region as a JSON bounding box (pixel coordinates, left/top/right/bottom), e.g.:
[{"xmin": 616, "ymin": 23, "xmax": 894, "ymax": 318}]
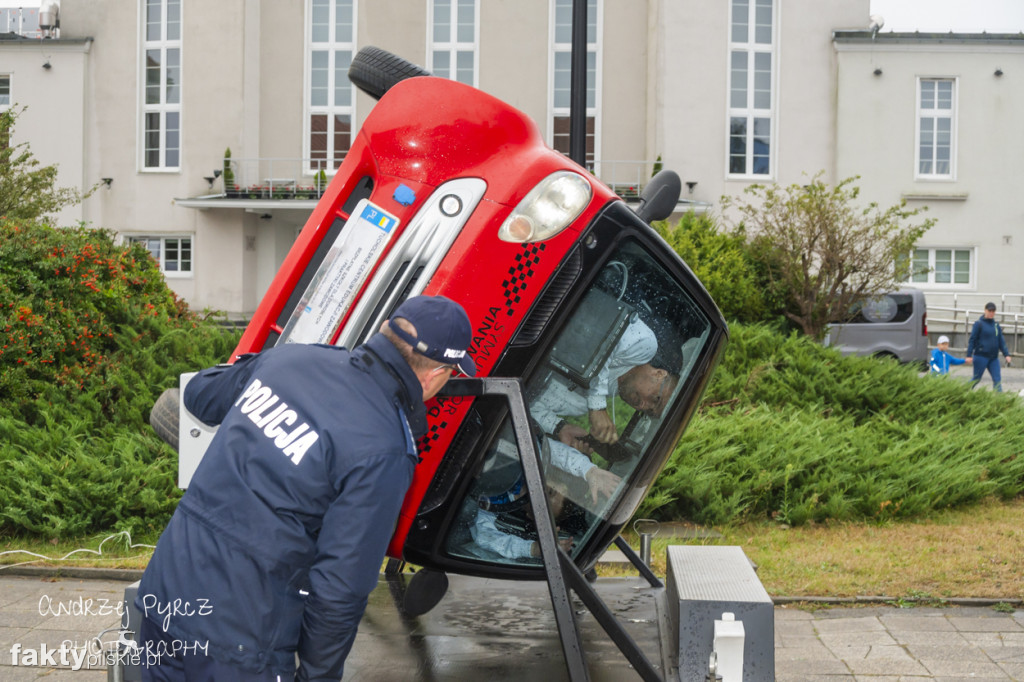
[
  {"xmin": 967, "ymin": 302, "xmax": 1012, "ymax": 391},
  {"xmin": 135, "ymin": 295, "xmax": 475, "ymax": 681},
  {"xmin": 930, "ymin": 335, "xmax": 971, "ymax": 375}
]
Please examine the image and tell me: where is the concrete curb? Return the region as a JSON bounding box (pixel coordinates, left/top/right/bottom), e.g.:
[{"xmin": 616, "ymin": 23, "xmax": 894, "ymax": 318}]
[
  {"xmin": 772, "ymin": 594, "xmax": 1023, "ymax": 607},
  {"xmin": 0, "ymin": 565, "xmax": 144, "ymax": 581}
]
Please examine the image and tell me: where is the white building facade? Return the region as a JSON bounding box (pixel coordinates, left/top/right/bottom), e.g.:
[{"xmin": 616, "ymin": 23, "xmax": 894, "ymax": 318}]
[
  {"xmin": 1, "ymin": 0, "xmax": 1019, "ymax": 325},
  {"xmin": 834, "ymin": 31, "xmax": 1024, "ymax": 328}
]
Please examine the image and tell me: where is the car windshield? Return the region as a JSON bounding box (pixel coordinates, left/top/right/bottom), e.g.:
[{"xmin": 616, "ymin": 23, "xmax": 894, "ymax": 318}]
[{"xmin": 443, "ymin": 240, "xmax": 713, "ymax": 565}]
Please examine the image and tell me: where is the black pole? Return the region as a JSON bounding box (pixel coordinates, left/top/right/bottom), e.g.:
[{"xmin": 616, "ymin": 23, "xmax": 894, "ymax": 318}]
[{"xmin": 569, "ymin": 0, "xmax": 588, "ymax": 166}]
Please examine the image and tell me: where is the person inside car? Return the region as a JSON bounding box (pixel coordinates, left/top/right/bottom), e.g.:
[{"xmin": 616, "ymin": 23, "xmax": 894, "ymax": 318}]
[{"xmin": 531, "ymin": 314, "xmax": 679, "ymax": 456}]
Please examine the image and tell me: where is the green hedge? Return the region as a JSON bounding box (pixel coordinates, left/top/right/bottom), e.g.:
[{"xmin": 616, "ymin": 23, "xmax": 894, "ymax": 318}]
[
  {"xmin": 640, "ymin": 324, "xmax": 1024, "ymax": 525},
  {"xmin": 0, "ymin": 221, "xmax": 239, "ymax": 537}
]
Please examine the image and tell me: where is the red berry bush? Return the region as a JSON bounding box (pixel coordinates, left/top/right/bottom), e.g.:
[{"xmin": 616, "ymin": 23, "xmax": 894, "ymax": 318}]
[{"xmin": 0, "ymin": 220, "xmax": 239, "ymax": 537}]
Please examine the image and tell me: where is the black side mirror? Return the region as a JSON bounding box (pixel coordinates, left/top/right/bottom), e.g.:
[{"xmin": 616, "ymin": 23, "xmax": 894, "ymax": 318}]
[{"xmin": 635, "ymin": 170, "xmax": 681, "ymax": 224}]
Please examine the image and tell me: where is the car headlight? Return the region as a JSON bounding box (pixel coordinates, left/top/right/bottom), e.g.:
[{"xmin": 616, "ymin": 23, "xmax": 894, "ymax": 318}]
[{"xmin": 497, "ymin": 171, "xmax": 592, "ymax": 243}]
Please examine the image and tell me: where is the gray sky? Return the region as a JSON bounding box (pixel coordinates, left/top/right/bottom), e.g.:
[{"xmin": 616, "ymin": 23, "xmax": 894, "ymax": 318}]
[{"xmin": 869, "ymin": 0, "xmax": 1024, "ymax": 33}]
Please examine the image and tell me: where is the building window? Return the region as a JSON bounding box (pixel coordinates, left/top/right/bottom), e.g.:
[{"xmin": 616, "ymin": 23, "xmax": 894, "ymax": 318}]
[
  {"xmin": 917, "ymin": 78, "xmax": 956, "ymax": 179},
  {"xmin": 140, "ymin": 0, "xmax": 181, "ymax": 170},
  {"xmin": 909, "ymin": 247, "xmax": 972, "ymax": 287},
  {"xmin": 307, "ymin": 0, "xmax": 356, "ymax": 175},
  {"xmin": 429, "ymin": 0, "xmax": 477, "ymax": 87},
  {"xmin": 129, "ymin": 236, "xmax": 192, "ymax": 276},
  {"xmin": 550, "ymin": 0, "xmax": 599, "ymax": 168},
  {"xmin": 0, "ymin": 75, "xmax": 10, "ymax": 109},
  {"xmin": 727, "ymin": 0, "xmax": 774, "ymax": 177}
]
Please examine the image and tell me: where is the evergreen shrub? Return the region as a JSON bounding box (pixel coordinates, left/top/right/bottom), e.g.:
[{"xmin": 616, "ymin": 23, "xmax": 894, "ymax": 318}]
[
  {"xmin": 654, "ymin": 213, "xmax": 786, "ymax": 325},
  {"xmin": 640, "ymin": 324, "xmax": 1024, "ymax": 525},
  {"xmin": 0, "ymin": 221, "xmax": 239, "ymax": 537}
]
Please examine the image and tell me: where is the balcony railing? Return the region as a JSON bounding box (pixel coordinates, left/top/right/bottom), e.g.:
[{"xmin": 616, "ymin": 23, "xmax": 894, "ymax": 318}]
[
  {"xmin": 219, "ymin": 157, "xmax": 335, "ymax": 200},
  {"xmin": 589, "ymin": 159, "xmax": 662, "ymax": 200},
  {"xmin": 215, "ymin": 157, "xmax": 669, "ymax": 203}
]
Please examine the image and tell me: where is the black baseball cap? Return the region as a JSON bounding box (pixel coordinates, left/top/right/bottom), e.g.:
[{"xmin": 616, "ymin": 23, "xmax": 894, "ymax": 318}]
[
  {"xmin": 985, "ymin": 302, "xmax": 997, "ymax": 311},
  {"xmin": 388, "ymin": 295, "xmax": 476, "ymax": 376}
]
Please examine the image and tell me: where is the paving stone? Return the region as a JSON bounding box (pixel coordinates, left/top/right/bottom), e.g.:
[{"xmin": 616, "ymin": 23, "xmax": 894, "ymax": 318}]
[
  {"xmin": 0, "ymin": 611, "xmax": 48, "ymax": 629},
  {"xmin": 778, "ymin": 619, "xmax": 818, "ymax": 636},
  {"xmin": 776, "ymin": 656, "xmax": 852, "ymax": 676},
  {"xmin": 890, "ymin": 630, "xmax": 970, "ymax": 647},
  {"xmin": 778, "ymin": 633, "xmax": 839, "ymax": 652},
  {"xmin": 776, "ymin": 642, "xmax": 841, "ymax": 661},
  {"xmin": 996, "ymin": 661, "xmax": 1024, "ymax": 678},
  {"xmin": 948, "ymin": 615, "xmax": 1023, "ymax": 632},
  {"xmin": 864, "ymin": 645, "xmax": 917, "ymax": 662},
  {"xmin": 844, "ymin": 656, "xmax": 930, "ymax": 676},
  {"xmin": 825, "ymin": 644, "xmax": 872, "ymax": 660},
  {"xmin": 962, "ymin": 631, "xmax": 1024, "ymax": 648},
  {"xmin": 879, "ymin": 614, "xmax": 956, "ymax": 631},
  {"xmin": 815, "ymin": 616, "xmax": 886, "ymax": 634},
  {"xmin": 981, "ymin": 645, "xmax": 1024, "ymax": 662},
  {"xmin": 920, "ymin": 657, "xmax": 1008, "ymax": 678},
  {"xmin": 820, "ymin": 631, "xmax": 899, "ymax": 648}
]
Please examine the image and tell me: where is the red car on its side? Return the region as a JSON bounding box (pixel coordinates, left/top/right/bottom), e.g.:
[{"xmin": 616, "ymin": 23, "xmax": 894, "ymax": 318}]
[{"xmin": 169, "ymin": 47, "xmax": 727, "ymax": 582}]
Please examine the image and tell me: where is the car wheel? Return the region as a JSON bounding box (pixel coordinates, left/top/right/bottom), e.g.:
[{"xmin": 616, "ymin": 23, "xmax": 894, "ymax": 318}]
[
  {"xmin": 348, "ymin": 46, "xmax": 433, "ymax": 100},
  {"xmin": 150, "ymin": 388, "xmax": 180, "ymax": 451}
]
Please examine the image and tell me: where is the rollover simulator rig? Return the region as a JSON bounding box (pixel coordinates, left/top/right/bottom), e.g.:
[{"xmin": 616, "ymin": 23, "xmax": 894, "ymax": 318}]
[{"xmin": 137, "ymin": 46, "xmax": 775, "ymax": 681}]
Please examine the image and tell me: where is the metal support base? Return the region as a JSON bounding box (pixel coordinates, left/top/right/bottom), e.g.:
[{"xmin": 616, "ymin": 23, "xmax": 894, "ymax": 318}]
[{"xmin": 440, "ymin": 378, "xmax": 665, "ymax": 682}]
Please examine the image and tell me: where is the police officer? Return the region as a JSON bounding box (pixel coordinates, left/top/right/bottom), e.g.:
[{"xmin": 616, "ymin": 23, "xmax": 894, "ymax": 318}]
[{"xmin": 136, "ymin": 295, "xmax": 475, "ymax": 681}]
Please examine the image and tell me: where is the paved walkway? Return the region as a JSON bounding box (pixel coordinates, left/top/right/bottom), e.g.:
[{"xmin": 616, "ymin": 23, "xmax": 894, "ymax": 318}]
[
  {"xmin": 3, "ymin": 573, "xmax": 1024, "ymax": 680},
  {"xmin": 776, "ymin": 605, "xmax": 1024, "ymax": 680}
]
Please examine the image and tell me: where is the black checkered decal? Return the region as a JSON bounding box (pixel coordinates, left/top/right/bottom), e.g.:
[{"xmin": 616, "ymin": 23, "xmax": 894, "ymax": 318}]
[
  {"xmin": 502, "ymin": 243, "xmax": 546, "ymax": 316},
  {"xmin": 418, "ymin": 420, "xmax": 448, "ymax": 457}
]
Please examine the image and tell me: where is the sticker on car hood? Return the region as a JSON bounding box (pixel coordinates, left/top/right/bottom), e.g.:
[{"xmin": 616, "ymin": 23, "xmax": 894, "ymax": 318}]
[{"xmin": 279, "ymin": 200, "xmax": 400, "ymax": 345}]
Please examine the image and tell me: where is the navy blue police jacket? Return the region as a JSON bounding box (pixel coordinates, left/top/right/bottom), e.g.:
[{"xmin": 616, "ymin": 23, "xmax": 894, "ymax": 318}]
[{"xmin": 136, "ymin": 334, "xmax": 424, "ymax": 680}]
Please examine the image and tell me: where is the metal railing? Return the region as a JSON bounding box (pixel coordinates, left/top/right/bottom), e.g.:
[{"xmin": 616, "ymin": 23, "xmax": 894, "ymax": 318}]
[
  {"xmin": 216, "ymin": 156, "xmax": 670, "ymax": 202},
  {"xmin": 590, "ymin": 160, "xmax": 658, "ymax": 200},
  {"xmin": 927, "ymin": 293, "xmax": 1024, "ymax": 356},
  {"xmin": 219, "ymin": 157, "xmax": 336, "ymax": 199},
  {"xmin": 938, "ymin": 292, "xmax": 1024, "ymax": 316}
]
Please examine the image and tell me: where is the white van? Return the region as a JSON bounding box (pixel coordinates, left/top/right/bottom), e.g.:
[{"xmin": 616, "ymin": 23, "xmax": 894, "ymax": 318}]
[{"xmin": 825, "ymin": 288, "xmax": 929, "ymax": 364}]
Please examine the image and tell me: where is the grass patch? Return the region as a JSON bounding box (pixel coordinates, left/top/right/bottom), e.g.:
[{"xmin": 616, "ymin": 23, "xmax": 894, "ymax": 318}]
[
  {"xmin": 9, "ymin": 499, "xmax": 1024, "ymax": 604},
  {"xmin": 611, "ymin": 497, "xmax": 1024, "ymax": 600},
  {"xmin": 0, "ymin": 530, "xmax": 160, "ymax": 571}
]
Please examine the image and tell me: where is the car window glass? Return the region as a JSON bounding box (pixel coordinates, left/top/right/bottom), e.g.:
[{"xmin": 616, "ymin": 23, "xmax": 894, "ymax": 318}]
[
  {"xmin": 443, "ymin": 240, "xmax": 713, "ymax": 565},
  {"xmin": 846, "ymin": 293, "xmax": 913, "ymax": 324}
]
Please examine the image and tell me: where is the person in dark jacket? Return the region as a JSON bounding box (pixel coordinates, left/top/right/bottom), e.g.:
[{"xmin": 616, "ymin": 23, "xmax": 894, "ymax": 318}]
[
  {"xmin": 967, "ymin": 302, "xmax": 1012, "ymax": 392},
  {"xmin": 135, "ymin": 295, "xmax": 475, "ymax": 681}
]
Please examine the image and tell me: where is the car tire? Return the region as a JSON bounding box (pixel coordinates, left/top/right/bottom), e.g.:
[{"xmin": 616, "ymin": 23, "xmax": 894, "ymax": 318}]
[
  {"xmin": 150, "ymin": 388, "xmax": 180, "ymax": 451},
  {"xmin": 348, "ymin": 46, "xmax": 432, "ymax": 100}
]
